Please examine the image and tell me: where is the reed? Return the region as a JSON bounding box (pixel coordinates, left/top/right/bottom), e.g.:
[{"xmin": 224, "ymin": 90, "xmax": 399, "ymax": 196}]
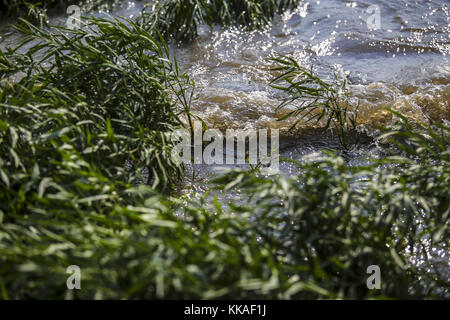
[{"xmin": 270, "ymin": 56, "xmax": 358, "ymax": 150}]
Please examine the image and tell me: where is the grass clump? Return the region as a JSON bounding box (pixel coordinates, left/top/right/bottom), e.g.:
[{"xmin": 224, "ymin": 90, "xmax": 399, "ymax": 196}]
[
  {"xmin": 0, "ymin": 167, "xmax": 296, "ymax": 299},
  {"xmin": 0, "ymin": 16, "xmax": 189, "ymax": 191},
  {"xmin": 270, "ymin": 56, "xmax": 358, "ymax": 150},
  {"xmin": 139, "ymin": 0, "xmax": 301, "ymax": 42}
]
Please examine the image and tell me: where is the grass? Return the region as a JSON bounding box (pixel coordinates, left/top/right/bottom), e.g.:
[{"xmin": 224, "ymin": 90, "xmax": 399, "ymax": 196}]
[
  {"xmin": 0, "ymin": 2, "xmax": 448, "ymax": 299},
  {"xmin": 270, "ymin": 56, "xmax": 358, "ymax": 150},
  {"xmin": 0, "ymin": 16, "xmax": 190, "ymax": 191}
]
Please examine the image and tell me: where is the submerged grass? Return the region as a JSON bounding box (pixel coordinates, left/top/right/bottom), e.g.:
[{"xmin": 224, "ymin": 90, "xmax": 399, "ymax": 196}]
[{"xmin": 0, "ymin": 3, "xmax": 448, "ymax": 299}]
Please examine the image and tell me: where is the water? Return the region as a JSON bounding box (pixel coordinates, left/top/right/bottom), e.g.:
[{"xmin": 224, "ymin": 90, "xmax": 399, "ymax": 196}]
[
  {"xmin": 172, "ymin": 0, "xmax": 449, "ymax": 134},
  {"xmin": 168, "ymin": 0, "xmax": 449, "ymax": 193}
]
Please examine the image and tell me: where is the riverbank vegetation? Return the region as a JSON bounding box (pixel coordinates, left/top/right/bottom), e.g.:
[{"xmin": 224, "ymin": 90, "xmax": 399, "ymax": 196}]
[{"xmin": 0, "ymin": 1, "xmax": 448, "ymax": 299}]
